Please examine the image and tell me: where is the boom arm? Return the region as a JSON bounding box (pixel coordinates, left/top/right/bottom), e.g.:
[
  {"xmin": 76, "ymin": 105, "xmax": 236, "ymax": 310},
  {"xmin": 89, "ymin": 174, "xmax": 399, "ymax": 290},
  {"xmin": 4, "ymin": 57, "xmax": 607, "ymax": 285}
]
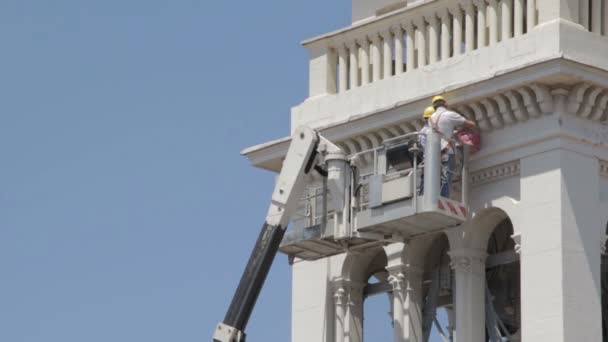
[{"xmin": 213, "ymin": 126, "xmax": 326, "ymax": 342}]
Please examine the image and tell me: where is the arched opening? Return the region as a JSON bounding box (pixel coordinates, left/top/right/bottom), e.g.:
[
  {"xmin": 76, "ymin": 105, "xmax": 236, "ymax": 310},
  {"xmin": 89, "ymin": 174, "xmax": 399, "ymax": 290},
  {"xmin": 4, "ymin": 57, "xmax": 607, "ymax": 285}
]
[
  {"xmin": 362, "ymin": 250, "xmax": 392, "ymax": 341},
  {"xmin": 423, "ymin": 234, "xmax": 455, "ymax": 341},
  {"xmin": 485, "ymin": 218, "xmax": 521, "ymax": 341},
  {"xmin": 602, "ymin": 223, "xmax": 608, "ymax": 341}
]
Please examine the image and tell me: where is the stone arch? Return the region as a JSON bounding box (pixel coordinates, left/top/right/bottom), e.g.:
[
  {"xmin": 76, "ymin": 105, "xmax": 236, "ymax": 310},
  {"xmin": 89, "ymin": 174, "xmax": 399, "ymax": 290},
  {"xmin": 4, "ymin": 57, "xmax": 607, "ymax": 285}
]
[{"xmin": 332, "ymin": 247, "xmax": 388, "ymax": 342}]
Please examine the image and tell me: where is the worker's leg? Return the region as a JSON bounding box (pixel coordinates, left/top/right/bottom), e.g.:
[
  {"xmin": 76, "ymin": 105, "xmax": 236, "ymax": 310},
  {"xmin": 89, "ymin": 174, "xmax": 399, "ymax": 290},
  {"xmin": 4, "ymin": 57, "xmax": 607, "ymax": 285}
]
[{"xmin": 440, "ymin": 153, "xmax": 455, "ymax": 197}]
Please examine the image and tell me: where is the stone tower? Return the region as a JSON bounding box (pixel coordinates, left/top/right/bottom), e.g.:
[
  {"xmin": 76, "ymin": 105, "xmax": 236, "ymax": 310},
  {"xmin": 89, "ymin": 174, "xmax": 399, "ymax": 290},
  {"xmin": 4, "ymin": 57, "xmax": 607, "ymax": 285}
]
[{"xmin": 243, "ymin": 0, "xmax": 608, "ymax": 340}]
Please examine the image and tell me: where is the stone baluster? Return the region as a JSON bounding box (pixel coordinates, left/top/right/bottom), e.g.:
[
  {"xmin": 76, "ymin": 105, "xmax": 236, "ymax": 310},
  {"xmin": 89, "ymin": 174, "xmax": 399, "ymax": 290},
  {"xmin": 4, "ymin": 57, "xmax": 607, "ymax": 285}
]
[
  {"xmin": 338, "ymin": 45, "xmax": 348, "ymax": 92},
  {"xmin": 382, "ymin": 29, "xmax": 393, "ymax": 79},
  {"xmin": 514, "ymin": 0, "xmax": 524, "ymax": 36},
  {"xmin": 501, "ymin": 0, "xmax": 513, "ymax": 41},
  {"xmin": 488, "ymin": 0, "xmax": 499, "ymax": 45},
  {"xmin": 464, "ymin": 1, "xmax": 476, "ymax": 52},
  {"xmin": 475, "ymin": 0, "xmax": 488, "ymax": 48},
  {"xmin": 404, "ymin": 22, "xmax": 416, "ymax": 70},
  {"xmin": 428, "ymin": 15, "xmax": 440, "ymax": 64},
  {"xmin": 359, "ymin": 38, "xmax": 371, "ymax": 85},
  {"xmin": 450, "ymin": 4, "xmax": 464, "ymax": 56},
  {"xmin": 371, "ymin": 34, "xmax": 383, "ymax": 82},
  {"xmin": 592, "ymin": 0, "xmax": 602, "ymax": 33},
  {"xmin": 580, "ymin": 0, "xmax": 590, "ymax": 30},
  {"xmin": 348, "ymin": 41, "xmax": 359, "ymax": 89},
  {"xmin": 415, "ymin": 18, "xmax": 428, "ymax": 67},
  {"xmin": 393, "ymin": 25, "xmax": 405, "ymax": 75},
  {"xmin": 527, "ymin": 0, "xmax": 537, "ymax": 31},
  {"xmin": 440, "ymin": 9, "xmax": 451, "ymax": 60},
  {"xmin": 604, "ymin": 0, "xmax": 608, "ymax": 36}
]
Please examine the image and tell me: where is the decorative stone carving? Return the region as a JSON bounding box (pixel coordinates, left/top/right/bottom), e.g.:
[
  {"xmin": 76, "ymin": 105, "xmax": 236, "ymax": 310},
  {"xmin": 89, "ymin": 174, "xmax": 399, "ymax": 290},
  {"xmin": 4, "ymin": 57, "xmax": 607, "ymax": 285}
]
[
  {"xmin": 602, "ymin": 235, "xmax": 608, "ymax": 255},
  {"xmin": 470, "ymin": 160, "xmax": 520, "ymax": 187},
  {"xmin": 449, "ymin": 250, "xmax": 487, "ymax": 275}
]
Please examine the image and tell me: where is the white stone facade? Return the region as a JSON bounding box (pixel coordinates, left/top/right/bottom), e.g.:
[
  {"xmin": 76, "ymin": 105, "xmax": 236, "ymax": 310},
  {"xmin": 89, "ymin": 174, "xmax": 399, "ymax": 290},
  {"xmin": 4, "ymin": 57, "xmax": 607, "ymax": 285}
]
[{"xmin": 244, "ymin": 0, "xmax": 608, "ymax": 341}]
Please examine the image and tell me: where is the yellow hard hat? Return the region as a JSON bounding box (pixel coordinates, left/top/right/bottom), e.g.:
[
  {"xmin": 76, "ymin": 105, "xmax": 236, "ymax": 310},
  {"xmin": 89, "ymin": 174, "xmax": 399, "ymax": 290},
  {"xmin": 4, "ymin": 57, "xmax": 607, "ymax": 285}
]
[
  {"xmin": 423, "ymin": 106, "xmax": 435, "ymax": 118},
  {"xmin": 432, "ymin": 95, "xmax": 446, "ymax": 105}
]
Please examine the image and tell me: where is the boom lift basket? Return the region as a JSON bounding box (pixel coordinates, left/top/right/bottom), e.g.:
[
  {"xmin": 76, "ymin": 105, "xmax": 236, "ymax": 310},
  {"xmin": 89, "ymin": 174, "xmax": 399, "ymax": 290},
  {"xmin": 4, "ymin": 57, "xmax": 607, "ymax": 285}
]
[{"xmin": 279, "ymin": 130, "xmax": 469, "ymax": 261}]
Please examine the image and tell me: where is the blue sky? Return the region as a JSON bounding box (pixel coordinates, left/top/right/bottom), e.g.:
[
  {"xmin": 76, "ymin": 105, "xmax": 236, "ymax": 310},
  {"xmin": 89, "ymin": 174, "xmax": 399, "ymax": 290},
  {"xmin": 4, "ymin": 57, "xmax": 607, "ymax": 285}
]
[{"xmin": 0, "ymin": 1, "xmax": 444, "ymax": 341}]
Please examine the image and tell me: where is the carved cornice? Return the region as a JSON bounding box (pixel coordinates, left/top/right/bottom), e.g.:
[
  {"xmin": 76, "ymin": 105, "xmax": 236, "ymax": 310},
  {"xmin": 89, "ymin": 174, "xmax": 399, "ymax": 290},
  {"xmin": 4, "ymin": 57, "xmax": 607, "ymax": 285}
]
[{"xmin": 470, "ymin": 160, "xmax": 520, "ymax": 187}]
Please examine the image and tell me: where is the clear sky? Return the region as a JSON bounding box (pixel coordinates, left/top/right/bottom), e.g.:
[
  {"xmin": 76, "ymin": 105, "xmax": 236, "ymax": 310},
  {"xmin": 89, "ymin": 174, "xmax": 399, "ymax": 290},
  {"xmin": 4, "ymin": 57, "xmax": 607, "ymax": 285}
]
[{"xmin": 0, "ymin": 1, "xmax": 443, "ymax": 341}]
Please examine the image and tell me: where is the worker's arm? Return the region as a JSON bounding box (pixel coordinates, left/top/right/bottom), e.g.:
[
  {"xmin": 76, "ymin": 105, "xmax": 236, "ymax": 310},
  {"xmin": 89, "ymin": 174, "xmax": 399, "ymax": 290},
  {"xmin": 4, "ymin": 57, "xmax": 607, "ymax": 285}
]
[{"xmin": 463, "ymin": 119, "xmax": 477, "ymax": 130}]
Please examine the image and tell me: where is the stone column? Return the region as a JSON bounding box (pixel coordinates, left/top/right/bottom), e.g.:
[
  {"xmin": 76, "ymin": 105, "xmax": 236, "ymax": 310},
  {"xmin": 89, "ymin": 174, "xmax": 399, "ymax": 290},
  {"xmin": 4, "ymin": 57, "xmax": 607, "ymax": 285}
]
[
  {"xmin": 501, "ymin": 0, "xmax": 513, "ymax": 41},
  {"xmin": 450, "ymin": 4, "xmax": 464, "ymax": 56},
  {"xmin": 338, "ymin": 45, "xmax": 348, "ymax": 92},
  {"xmin": 346, "ymin": 282, "xmax": 364, "ymax": 342},
  {"xmin": 348, "ymin": 41, "xmax": 359, "ymax": 89},
  {"xmin": 370, "ymin": 34, "xmax": 382, "ymax": 82},
  {"xmin": 488, "ymin": 0, "xmax": 499, "ymax": 45},
  {"xmin": 393, "ymin": 25, "xmax": 404, "ymax": 75},
  {"xmin": 334, "ymin": 285, "xmax": 347, "ymax": 342},
  {"xmin": 427, "ymin": 15, "xmax": 440, "ymax": 64},
  {"xmin": 387, "ymin": 268, "xmax": 407, "ymax": 342},
  {"xmin": 359, "ymin": 39, "xmax": 370, "ymax": 86},
  {"xmin": 415, "ymin": 18, "xmax": 427, "ymax": 67},
  {"xmin": 604, "ymin": 0, "xmax": 608, "ymax": 36},
  {"xmin": 518, "ymin": 147, "xmax": 603, "ymax": 341},
  {"xmin": 514, "ymin": 0, "xmax": 524, "ymax": 36},
  {"xmin": 464, "ymin": 1, "xmax": 476, "ymax": 52},
  {"xmin": 382, "ymin": 29, "xmax": 393, "ymax": 79},
  {"xmin": 475, "ymin": 0, "xmax": 488, "ymax": 48},
  {"xmin": 449, "ymin": 248, "xmax": 487, "ymax": 342},
  {"xmin": 439, "ymin": 9, "xmax": 451, "ymax": 60},
  {"xmin": 404, "ymin": 267, "xmax": 424, "ymax": 342},
  {"xmin": 404, "ymin": 22, "xmax": 416, "ymax": 70}
]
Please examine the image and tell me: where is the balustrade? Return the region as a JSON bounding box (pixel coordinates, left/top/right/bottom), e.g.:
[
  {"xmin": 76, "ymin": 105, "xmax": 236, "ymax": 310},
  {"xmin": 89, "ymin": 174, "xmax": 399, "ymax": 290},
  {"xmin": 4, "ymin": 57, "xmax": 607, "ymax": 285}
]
[{"xmin": 307, "ymin": 0, "xmax": 545, "ymax": 96}]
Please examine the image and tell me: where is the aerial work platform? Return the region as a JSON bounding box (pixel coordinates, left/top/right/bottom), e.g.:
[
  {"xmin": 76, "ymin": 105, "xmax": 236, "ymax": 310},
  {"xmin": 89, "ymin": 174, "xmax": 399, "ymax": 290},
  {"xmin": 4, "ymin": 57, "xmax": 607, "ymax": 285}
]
[{"xmin": 279, "ymin": 131, "xmax": 470, "ymax": 261}]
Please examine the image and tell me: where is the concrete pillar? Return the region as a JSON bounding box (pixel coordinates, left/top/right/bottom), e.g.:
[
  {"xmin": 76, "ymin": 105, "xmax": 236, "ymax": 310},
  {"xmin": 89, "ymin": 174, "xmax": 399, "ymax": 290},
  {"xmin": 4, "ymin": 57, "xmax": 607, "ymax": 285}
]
[
  {"xmin": 338, "ymin": 45, "xmax": 348, "ymax": 92},
  {"xmin": 308, "ymin": 44, "xmax": 337, "ymax": 97},
  {"xmin": 488, "ymin": 0, "xmax": 499, "ymax": 45},
  {"xmin": 427, "ymin": 15, "xmax": 440, "ymax": 64},
  {"xmin": 475, "ymin": 0, "xmax": 488, "ymax": 48},
  {"xmin": 404, "ymin": 22, "xmax": 416, "ymax": 70},
  {"xmin": 440, "ymin": 9, "xmax": 451, "ymax": 60},
  {"xmin": 464, "ymin": 2, "xmax": 476, "ymax": 52},
  {"xmin": 346, "ymin": 282, "xmax": 364, "ymax": 342},
  {"xmin": 393, "ymin": 25, "xmax": 404, "ymax": 75},
  {"xmin": 404, "ymin": 267, "xmax": 424, "ymax": 342},
  {"xmin": 370, "ymin": 34, "xmax": 382, "ymax": 82},
  {"xmin": 449, "ymin": 247, "xmax": 487, "ymax": 342},
  {"xmin": 348, "ymin": 41, "xmax": 359, "ymax": 89},
  {"xmin": 501, "ymin": 0, "xmax": 513, "ymax": 41},
  {"xmin": 381, "ymin": 29, "xmax": 393, "ymax": 79},
  {"xmin": 415, "ymin": 19, "xmax": 427, "ymax": 67},
  {"xmin": 450, "ymin": 5, "xmax": 464, "ymax": 56},
  {"xmin": 514, "ymin": 0, "xmax": 525, "ymax": 36},
  {"xmin": 359, "ymin": 39, "xmax": 370, "ymax": 86},
  {"xmin": 518, "ymin": 148, "xmax": 603, "ymax": 341}
]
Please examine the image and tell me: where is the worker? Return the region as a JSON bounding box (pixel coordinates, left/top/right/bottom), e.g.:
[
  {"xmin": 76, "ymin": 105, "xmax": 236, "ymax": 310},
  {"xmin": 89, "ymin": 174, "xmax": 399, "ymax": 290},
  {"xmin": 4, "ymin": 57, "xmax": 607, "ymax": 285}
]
[
  {"xmin": 418, "ymin": 106, "xmax": 435, "ymax": 149},
  {"xmin": 429, "ymin": 96, "xmax": 477, "ymax": 197}
]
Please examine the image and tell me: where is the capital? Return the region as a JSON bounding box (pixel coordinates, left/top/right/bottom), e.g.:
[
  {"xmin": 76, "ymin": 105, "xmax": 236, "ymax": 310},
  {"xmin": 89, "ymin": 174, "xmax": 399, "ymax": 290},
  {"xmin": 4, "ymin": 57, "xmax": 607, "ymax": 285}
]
[
  {"xmin": 448, "ymin": 3, "xmax": 463, "ymax": 16},
  {"xmin": 449, "ymin": 248, "xmax": 487, "ymax": 274},
  {"xmin": 357, "ymin": 37, "xmax": 370, "ymax": 47},
  {"xmin": 369, "ymin": 33, "xmax": 382, "ymax": 43},
  {"xmin": 391, "ymin": 24, "xmax": 403, "ymax": 35},
  {"xmin": 602, "ymin": 235, "xmax": 608, "ymax": 255},
  {"xmin": 473, "ymin": 0, "xmax": 487, "ymax": 8}
]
